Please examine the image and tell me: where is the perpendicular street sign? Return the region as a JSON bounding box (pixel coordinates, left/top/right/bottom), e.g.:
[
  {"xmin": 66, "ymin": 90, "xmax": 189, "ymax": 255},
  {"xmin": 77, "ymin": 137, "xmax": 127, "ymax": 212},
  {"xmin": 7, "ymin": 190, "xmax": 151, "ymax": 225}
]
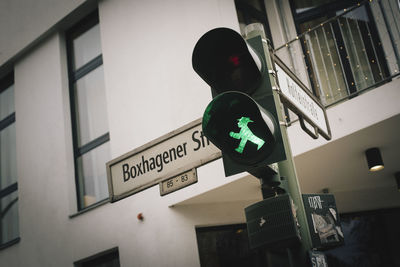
[
  {"xmin": 106, "ymin": 118, "xmax": 221, "ymax": 202},
  {"xmin": 274, "ymin": 56, "xmax": 331, "ymax": 140}
]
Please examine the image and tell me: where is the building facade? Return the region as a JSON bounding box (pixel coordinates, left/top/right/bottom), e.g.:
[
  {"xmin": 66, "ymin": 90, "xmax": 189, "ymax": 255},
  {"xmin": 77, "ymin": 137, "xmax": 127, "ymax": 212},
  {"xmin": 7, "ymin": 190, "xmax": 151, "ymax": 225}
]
[{"xmin": 0, "ymin": 0, "xmax": 399, "ymax": 266}]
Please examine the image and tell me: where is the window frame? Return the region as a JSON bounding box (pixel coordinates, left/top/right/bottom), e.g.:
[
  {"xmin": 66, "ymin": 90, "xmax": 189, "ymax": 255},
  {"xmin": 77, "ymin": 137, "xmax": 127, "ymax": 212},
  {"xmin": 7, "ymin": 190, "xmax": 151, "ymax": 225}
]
[
  {"xmin": 0, "ymin": 72, "xmax": 20, "ymax": 250},
  {"xmin": 66, "ymin": 10, "xmax": 110, "ymax": 211},
  {"xmin": 74, "ymin": 247, "xmax": 120, "ymax": 267}
]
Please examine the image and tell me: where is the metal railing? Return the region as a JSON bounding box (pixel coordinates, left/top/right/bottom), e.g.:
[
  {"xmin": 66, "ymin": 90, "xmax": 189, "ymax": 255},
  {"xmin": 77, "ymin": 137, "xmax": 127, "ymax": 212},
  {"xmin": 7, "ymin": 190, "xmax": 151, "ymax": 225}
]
[{"xmin": 274, "ymin": 0, "xmax": 400, "ymax": 108}]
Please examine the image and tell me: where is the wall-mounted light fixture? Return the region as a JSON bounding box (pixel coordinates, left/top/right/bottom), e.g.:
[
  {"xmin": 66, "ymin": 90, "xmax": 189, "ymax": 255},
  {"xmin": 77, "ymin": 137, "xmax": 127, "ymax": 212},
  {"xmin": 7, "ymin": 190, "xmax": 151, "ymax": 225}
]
[
  {"xmin": 365, "ymin": 147, "xmax": 384, "ymax": 172},
  {"xmin": 395, "ymin": 172, "xmax": 400, "ymax": 191}
]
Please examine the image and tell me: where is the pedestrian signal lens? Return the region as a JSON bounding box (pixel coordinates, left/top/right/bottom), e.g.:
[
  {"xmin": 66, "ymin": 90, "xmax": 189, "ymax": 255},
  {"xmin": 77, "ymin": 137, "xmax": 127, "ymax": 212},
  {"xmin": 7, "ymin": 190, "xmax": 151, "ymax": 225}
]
[
  {"xmin": 202, "ymin": 92, "xmax": 276, "ymax": 165},
  {"xmin": 229, "ymin": 117, "xmax": 265, "ymax": 154}
]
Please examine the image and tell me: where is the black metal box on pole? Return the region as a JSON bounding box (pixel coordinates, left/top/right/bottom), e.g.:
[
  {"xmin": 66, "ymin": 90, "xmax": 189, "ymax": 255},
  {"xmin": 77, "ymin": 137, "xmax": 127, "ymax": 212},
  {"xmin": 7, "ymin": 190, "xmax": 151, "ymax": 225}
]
[{"xmin": 244, "ymin": 194, "xmax": 301, "ymax": 249}]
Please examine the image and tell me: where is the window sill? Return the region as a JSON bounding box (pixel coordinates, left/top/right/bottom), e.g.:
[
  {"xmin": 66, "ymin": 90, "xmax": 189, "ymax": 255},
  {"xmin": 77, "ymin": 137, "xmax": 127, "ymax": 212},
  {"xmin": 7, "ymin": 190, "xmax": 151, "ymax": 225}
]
[
  {"xmin": 0, "ymin": 237, "xmax": 20, "ymax": 251},
  {"xmin": 69, "ymin": 198, "xmax": 109, "ymax": 219}
]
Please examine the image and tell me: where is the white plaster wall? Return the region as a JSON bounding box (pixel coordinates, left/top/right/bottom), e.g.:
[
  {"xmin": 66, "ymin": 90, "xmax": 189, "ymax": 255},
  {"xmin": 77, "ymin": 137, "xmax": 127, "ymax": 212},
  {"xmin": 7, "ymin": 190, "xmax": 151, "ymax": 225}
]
[
  {"xmin": 67, "ymin": 184, "xmax": 252, "ymax": 267},
  {"xmin": 0, "ymin": 0, "xmax": 88, "ymax": 67}
]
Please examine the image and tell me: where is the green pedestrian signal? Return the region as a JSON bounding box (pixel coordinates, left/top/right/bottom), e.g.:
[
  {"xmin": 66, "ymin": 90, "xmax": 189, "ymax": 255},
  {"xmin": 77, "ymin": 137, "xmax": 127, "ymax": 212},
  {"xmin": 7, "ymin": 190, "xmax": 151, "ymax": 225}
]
[
  {"xmin": 202, "ymin": 92, "xmax": 276, "ymax": 166},
  {"xmin": 229, "ymin": 117, "xmax": 265, "ymax": 154}
]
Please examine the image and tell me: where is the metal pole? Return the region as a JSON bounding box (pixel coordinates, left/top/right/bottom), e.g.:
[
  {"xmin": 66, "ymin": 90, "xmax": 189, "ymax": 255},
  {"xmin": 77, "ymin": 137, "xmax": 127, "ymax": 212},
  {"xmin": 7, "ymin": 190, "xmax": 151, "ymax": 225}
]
[{"xmin": 246, "ymin": 24, "xmax": 313, "ymax": 266}]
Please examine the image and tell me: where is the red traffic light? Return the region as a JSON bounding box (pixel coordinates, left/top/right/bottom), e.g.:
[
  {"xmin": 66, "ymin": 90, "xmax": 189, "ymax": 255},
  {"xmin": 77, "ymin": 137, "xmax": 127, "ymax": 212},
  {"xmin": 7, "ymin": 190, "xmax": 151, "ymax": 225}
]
[
  {"xmin": 228, "ymin": 55, "xmax": 240, "ymax": 66},
  {"xmin": 192, "ymin": 28, "xmax": 262, "ymax": 95}
]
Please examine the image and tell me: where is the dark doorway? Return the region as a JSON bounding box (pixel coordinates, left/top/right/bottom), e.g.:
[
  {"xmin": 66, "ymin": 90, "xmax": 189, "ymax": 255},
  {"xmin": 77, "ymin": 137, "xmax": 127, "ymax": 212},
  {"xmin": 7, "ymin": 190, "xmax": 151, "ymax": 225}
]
[
  {"xmin": 196, "ymin": 224, "xmax": 268, "ymax": 267},
  {"xmin": 325, "ymin": 208, "xmax": 400, "ymax": 267}
]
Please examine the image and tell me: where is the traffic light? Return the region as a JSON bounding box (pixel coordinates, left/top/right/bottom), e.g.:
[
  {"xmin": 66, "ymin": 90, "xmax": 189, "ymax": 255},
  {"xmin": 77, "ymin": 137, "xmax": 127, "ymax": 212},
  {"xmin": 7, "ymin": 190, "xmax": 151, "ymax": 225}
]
[{"xmin": 192, "ymin": 27, "xmax": 286, "ymax": 176}]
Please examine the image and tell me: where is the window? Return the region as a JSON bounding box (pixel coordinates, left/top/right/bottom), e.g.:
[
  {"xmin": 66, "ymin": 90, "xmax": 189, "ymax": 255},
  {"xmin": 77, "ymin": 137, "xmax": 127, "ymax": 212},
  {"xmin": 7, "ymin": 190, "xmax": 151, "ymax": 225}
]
[
  {"xmin": 235, "ymin": 0, "xmax": 273, "ymax": 46},
  {"xmin": 67, "ymin": 11, "xmax": 111, "ymax": 210},
  {"xmin": 290, "ymin": 0, "xmax": 390, "ymax": 105},
  {"xmin": 74, "ymin": 247, "xmax": 120, "ymax": 267},
  {"xmin": 0, "ymin": 72, "xmax": 19, "ymax": 248}
]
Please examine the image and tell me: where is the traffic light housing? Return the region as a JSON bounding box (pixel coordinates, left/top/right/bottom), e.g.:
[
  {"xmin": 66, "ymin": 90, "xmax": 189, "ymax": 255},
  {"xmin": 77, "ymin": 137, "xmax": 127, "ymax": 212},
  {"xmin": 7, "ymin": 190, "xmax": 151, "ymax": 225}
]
[{"xmin": 192, "ymin": 28, "xmax": 286, "ymax": 176}]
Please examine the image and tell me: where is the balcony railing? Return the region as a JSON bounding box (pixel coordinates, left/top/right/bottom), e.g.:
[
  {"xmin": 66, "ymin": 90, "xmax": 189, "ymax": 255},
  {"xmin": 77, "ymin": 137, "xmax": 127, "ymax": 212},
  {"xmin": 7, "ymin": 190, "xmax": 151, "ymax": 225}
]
[{"xmin": 274, "ymin": 0, "xmax": 400, "ymax": 107}]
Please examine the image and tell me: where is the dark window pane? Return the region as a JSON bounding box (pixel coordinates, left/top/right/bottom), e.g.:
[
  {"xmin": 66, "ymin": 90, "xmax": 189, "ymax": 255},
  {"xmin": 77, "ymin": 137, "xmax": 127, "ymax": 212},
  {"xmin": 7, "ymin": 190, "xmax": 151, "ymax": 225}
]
[
  {"xmin": 72, "ymin": 23, "xmax": 102, "ymax": 70},
  {"xmin": 73, "ymin": 65, "xmax": 108, "ymax": 147},
  {"xmin": 0, "ymin": 190, "xmax": 19, "ymax": 244},
  {"xmin": 76, "ymin": 141, "xmax": 110, "ymax": 208},
  {"xmin": 0, "ymin": 123, "xmax": 17, "ymax": 190},
  {"xmin": 0, "ymin": 85, "xmax": 14, "ymax": 121}
]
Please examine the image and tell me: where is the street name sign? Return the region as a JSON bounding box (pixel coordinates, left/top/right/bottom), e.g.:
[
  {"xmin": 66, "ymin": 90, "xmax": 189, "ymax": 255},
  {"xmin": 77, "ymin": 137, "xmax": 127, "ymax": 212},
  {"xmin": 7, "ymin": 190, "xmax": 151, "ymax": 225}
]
[
  {"xmin": 106, "ymin": 119, "xmax": 221, "ymax": 202},
  {"xmin": 274, "ymin": 56, "xmax": 331, "ymax": 140}
]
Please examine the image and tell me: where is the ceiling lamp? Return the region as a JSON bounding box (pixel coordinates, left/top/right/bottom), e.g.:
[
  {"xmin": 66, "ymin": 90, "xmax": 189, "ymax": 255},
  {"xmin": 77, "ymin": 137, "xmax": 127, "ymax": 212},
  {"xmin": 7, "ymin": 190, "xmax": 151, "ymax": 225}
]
[{"xmin": 365, "ymin": 147, "xmax": 384, "ymax": 172}]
